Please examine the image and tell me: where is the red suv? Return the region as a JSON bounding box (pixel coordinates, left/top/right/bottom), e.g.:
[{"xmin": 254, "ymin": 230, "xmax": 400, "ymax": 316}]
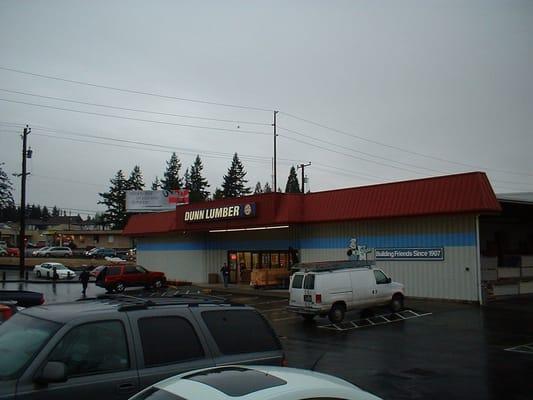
[{"xmin": 95, "ymin": 264, "xmax": 166, "ymax": 293}]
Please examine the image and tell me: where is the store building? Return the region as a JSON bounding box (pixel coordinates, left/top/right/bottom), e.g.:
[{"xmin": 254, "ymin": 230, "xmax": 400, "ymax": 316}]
[{"xmin": 124, "ymin": 172, "xmax": 532, "ymax": 303}]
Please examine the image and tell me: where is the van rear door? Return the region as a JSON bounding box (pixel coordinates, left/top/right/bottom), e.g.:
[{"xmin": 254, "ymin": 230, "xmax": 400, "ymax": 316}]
[{"xmin": 289, "ymin": 273, "xmax": 306, "ymax": 307}]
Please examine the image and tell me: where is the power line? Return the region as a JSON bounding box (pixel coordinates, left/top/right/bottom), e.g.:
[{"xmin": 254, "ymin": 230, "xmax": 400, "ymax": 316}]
[
  {"xmin": 0, "ymin": 88, "xmax": 270, "ymax": 126},
  {"xmin": 278, "ymin": 133, "xmax": 428, "ymax": 176},
  {"xmin": 30, "ymin": 174, "xmax": 106, "ymax": 188},
  {"xmin": 278, "ymin": 125, "xmax": 448, "ymax": 175},
  {"xmin": 0, "ymin": 98, "xmax": 270, "ymax": 136},
  {"xmin": 0, "ymin": 65, "xmax": 273, "ymax": 112},
  {"xmin": 279, "ymin": 111, "xmax": 533, "ymax": 178}
]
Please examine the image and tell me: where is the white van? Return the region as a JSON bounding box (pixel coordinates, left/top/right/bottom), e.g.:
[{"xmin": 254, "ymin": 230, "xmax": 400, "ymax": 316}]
[{"xmin": 287, "ymin": 261, "xmax": 404, "ymax": 323}]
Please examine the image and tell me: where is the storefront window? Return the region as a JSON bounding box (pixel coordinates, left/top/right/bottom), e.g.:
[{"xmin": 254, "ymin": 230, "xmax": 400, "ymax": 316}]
[
  {"xmin": 262, "ymin": 253, "xmax": 270, "ymax": 268},
  {"xmin": 271, "ymin": 253, "xmax": 280, "ymax": 268}
]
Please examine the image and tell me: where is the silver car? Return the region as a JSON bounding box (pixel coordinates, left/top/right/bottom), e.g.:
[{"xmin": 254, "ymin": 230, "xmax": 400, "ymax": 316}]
[{"xmin": 41, "ymin": 247, "xmax": 73, "ymax": 258}]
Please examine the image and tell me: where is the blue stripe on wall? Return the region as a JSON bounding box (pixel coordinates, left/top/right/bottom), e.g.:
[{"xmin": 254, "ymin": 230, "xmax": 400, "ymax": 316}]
[
  {"xmin": 300, "ymin": 232, "xmax": 476, "ymax": 248},
  {"xmin": 138, "ymin": 232, "xmax": 475, "ymax": 252}
]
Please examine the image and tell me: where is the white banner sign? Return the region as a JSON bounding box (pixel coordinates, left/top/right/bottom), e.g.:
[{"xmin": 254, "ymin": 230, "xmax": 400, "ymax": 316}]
[{"xmin": 126, "ymin": 190, "xmax": 189, "ymax": 212}]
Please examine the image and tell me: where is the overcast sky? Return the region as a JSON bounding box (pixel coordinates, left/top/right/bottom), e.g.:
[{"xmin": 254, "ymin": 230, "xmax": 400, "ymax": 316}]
[{"xmin": 1, "ymin": 0, "xmax": 532, "ymax": 217}]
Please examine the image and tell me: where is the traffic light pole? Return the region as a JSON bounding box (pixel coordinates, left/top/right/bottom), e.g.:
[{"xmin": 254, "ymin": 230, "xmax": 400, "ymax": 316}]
[{"xmin": 19, "ymin": 125, "xmax": 31, "ymax": 279}]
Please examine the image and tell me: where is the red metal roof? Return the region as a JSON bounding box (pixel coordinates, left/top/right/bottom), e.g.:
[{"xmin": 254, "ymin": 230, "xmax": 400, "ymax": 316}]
[{"xmin": 124, "ymin": 172, "xmax": 501, "ymax": 236}]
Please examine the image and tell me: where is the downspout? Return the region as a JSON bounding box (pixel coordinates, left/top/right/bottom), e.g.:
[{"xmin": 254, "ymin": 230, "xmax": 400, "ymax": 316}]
[{"xmin": 475, "ymin": 214, "xmax": 483, "ymax": 305}]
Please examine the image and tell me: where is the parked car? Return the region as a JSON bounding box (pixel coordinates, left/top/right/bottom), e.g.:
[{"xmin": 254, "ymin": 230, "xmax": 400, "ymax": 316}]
[
  {"xmin": 95, "ymin": 264, "xmax": 166, "ymax": 292},
  {"xmin": 130, "ymin": 365, "xmax": 382, "ymax": 400},
  {"xmin": 287, "ymin": 261, "xmax": 405, "ymax": 323},
  {"xmin": 0, "ymin": 290, "xmax": 44, "ymax": 307},
  {"xmin": 0, "ymin": 294, "xmax": 285, "ymax": 400},
  {"xmin": 33, "ymin": 262, "xmax": 76, "ymax": 280},
  {"xmin": 0, "ymin": 246, "xmax": 19, "ymax": 257},
  {"xmin": 32, "ymin": 247, "xmax": 51, "ymax": 257},
  {"xmin": 41, "ymin": 246, "xmax": 73, "ymax": 258},
  {"xmin": 86, "ymin": 247, "xmax": 117, "ymax": 259}
]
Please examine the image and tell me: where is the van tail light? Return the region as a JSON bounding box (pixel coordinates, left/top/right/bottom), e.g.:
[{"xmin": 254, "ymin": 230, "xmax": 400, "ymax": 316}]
[
  {"xmin": 281, "ymin": 355, "xmax": 288, "ymax": 367},
  {"xmin": 39, "ymin": 295, "xmax": 45, "ymax": 305},
  {"xmin": 315, "ymin": 294, "xmax": 322, "ymax": 304}
]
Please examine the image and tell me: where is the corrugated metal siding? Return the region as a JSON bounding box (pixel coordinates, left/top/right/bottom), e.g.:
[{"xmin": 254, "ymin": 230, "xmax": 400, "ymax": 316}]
[
  {"xmin": 137, "ymin": 234, "xmax": 206, "ymax": 282},
  {"xmin": 300, "ymin": 215, "xmax": 479, "ymax": 301}
]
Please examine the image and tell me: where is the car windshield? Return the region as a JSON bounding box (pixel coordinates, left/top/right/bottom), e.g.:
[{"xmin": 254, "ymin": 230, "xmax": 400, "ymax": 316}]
[{"xmin": 0, "ymin": 313, "xmax": 61, "ymax": 380}]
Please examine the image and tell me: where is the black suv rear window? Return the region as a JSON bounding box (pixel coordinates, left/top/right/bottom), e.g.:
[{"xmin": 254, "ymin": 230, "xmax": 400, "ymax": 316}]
[
  {"xmin": 138, "ymin": 317, "xmax": 204, "ymax": 367},
  {"xmin": 201, "ymin": 310, "xmax": 280, "ymax": 355},
  {"xmin": 184, "ymin": 367, "xmax": 286, "ymax": 396}
]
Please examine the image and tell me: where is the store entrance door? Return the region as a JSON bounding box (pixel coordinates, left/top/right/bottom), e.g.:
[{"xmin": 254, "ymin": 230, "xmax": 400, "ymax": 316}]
[{"xmin": 227, "ymin": 250, "xmax": 292, "ymax": 284}]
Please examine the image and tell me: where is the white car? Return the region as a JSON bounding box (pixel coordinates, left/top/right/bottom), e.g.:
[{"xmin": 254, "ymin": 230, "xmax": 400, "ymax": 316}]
[
  {"xmin": 287, "ymin": 261, "xmax": 405, "ymax": 323},
  {"xmin": 33, "ymin": 262, "xmax": 76, "ymax": 279},
  {"xmin": 129, "ymin": 365, "xmax": 382, "ymax": 400}
]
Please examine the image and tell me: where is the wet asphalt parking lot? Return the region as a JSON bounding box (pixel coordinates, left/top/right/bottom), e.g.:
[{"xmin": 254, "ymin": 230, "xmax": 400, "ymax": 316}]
[{"xmin": 2, "ymin": 270, "xmax": 533, "ymax": 400}]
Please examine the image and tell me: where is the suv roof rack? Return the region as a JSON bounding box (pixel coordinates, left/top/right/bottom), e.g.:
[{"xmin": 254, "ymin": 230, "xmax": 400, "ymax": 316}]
[
  {"xmin": 95, "ymin": 292, "xmax": 235, "ymax": 311},
  {"xmin": 292, "ymin": 260, "xmax": 375, "ymax": 273}
]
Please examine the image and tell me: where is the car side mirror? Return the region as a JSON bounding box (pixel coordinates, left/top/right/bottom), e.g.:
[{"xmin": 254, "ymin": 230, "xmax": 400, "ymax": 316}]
[
  {"xmin": 386, "ymin": 277, "xmax": 392, "ymax": 284},
  {"xmin": 35, "ymin": 361, "xmax": 67, "ymax": 384}
]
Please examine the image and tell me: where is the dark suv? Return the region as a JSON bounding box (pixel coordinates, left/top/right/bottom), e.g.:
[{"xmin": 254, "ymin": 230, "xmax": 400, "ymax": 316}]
[
  {"xmin": 0, "ymin": 294, "xmax": 285, "ymax": 400},
  {"xmin": 95, "ymin": 265, "xmax": 166, "ymax": 293}
]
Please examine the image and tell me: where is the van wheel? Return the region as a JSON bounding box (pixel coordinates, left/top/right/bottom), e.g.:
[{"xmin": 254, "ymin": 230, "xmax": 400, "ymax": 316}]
[
  {"xmin": 390, "ymin": 294, "xmax": 404, "ymax": 312},
  {"xmin": 114, "ymin": 282, "xmax": 125, "ymax": 293},
  {"xmin": 328, "ymin": 303, "xmax": 346, "ymax": 323},
  {"xmin": 301, "ymin": 314, "xmax": 315, "ymax": 322}
]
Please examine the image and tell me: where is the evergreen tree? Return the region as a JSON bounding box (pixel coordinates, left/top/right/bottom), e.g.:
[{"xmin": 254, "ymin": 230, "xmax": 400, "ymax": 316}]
[
  {"xmin": 254, "ymin": 182, "xmax": 263, "ymax": 194},
  {"xmin": 127, "ymin": 165, "xmax": 144, "ymax": 191},
  {"xmin": 0, "ymin": 163, "xmax": 16, "ymax": 222},
  {"xmin": 213, "ymin": 187, "xmax": 224, "ymax": 200},
  {"xmin": 263, "ymin": 182, "xmax": 272, "ymax": 193},
  {"xmin": 151, "ymin": 176, "xmax": 161, "ymax": 190},
  {"xmin": 93, "ymin": 212, "xmax": 106, "ymax": 229},
  {"xmin": 189, "ymin": 155, "xmax": 210, "ymax": 203},
  {"xmin": 98, "ymin": 170, "xmax": 129, "ymax": 229},
  {"xmin": 184, "ymin": 168, "xmax": 191, "ymax": 189},
  {"xmin": 41, "ymin": 206, "xmax": 50, "ymax": 220},
  {"xmin": 52, "ymin": 206, "xmax": 60, "ymax": 217},
  {"xmin": 161, "ymin": 152, "xmax": 183, "ymax": 191},
  {"xmin": 29, "ymin": 204, "xmax": 42, "ymax": 219},
  {"xmin": 0, "ymin": 163, "xmax": 14, "ymax": 211},
  {"xmin": 221, "ymin": 153, "xmax": 251, "ymax": 198},
  {"xmin": 285, "ymin": 166, "xmax": 301, "ymax": 193}
]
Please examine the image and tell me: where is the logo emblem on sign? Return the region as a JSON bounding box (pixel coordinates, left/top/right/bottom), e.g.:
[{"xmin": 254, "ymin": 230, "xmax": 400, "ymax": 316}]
[{"xmin": 244, "ymin": 204, "xmax": 252, "ymax": 216}]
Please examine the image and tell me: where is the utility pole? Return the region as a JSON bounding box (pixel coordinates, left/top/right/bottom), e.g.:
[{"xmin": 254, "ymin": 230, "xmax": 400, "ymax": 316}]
[
  {"xmin": 273, "ymin": 111, "xmax": 278, "ymax": 192},
  {"xmin": 19, "ymin": 125, "xmax": 31, "ymax": 279},
  {"xmin": 297, "ymin": 162, "xmax": 312, "ymax": 193}
]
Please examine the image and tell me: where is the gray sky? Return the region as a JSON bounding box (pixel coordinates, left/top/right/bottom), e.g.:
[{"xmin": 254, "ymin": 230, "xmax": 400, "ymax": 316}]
[{"xmin": 1, "ymin": 0, "xmax": 532, "ymax": 217}]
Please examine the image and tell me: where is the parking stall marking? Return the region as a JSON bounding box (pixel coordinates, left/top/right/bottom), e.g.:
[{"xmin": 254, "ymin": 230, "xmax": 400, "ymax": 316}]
[
  {"xmin": 318, "ymin": 309, "xmax": 432, "ymax": 331},
  {"xmin": 505, "ymin": 343, "xmax": 533, "ymax": 355}
]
